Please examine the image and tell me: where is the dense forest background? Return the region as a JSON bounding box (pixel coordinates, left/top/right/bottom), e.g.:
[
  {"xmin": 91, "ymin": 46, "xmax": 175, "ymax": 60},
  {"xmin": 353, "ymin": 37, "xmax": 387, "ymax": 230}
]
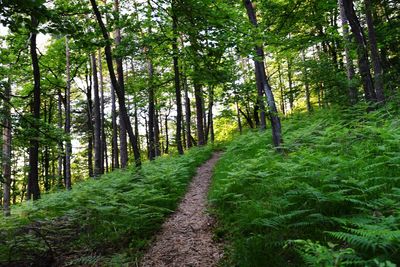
[{"xmin": 0, "ymin": 0, "xmax": 399, "ymax": 265}]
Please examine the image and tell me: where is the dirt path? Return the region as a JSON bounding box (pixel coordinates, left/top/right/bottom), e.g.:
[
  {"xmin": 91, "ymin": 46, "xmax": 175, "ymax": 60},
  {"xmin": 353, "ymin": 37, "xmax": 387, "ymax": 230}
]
[{"xmin": 140, "ymin": 152, "xmax": 223, "ymax": 267}]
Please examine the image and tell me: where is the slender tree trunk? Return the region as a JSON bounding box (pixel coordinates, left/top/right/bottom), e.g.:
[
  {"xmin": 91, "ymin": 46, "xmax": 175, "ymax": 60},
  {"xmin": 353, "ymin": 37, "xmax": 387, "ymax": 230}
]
[
  {"xmin": 154, "ymin": 104, "xmax": 161, "ymax": 156},
  {"xmin": 183, "ymin": 75, "xmax": 192, "ymax": 149},
  {"xmin": 342, "ymin": 0, "xmax": 377, "ymax": 102},
  {"xmin": 236, "ymin": 97, "xmax": 242, "ymax": 134},
  {"xmin": 64, "ymin": 36, "xmax": 72, "ymax": 189},
  {"xmin": 287, "ymin": 58, "xmax": 294, "ymax": 111},
  {"xmin": 172, "ymin": 4, "xmax": 184, "ymax": 154},
  {"xmin": 165, "ymin": 114, "xmax": 169, "ymax": 154},
  {"xmin": 194, "ymin": 83, "xmax": 205, "ymax": 146},
  {"xmin": 90, "ymin": 0, "xmax": 141, "ymax": 166},
  {"xmin": 113, "ymin": 0, "xmax": 128, "ymax": 167},
  {"xmin": 205, "ymin": 86, "xmax": 214, "ymax": 142},
  {"xmin": 133, "ymin": 90, "xmax": 140, "ymax": 153},
  {"xmin": 301, "ymin": 51, "xmax": 313, "ymax": 112},
  {"xmin": 147, "ymin": 59, "xmax": 156, "ymax": 160},
  {"xmin": 2, "ymin": 80, "xmax": 11, "ymax": 216},
  {"xmin": 27, "ymin": 15, "xmax": 41, "ymax": 200},
  {"xmin": 277, "ymin": 63, "xmax": 286, "ymax": 115},
  {"xmin": 338, "ymin": 0, "xmax": 358, "ymax": 104},
  {"xmin": 364, "ymin": 0, "xmax": 385, "ymax": 103},
  {"xmin": 254, "ymin": 57, "xmax": 267, "ymax": 130},
  {"xmin": 243, "ymin": 0, "xmax": 283, "ymax": 148},
  {"xmin": 86, "ymin": 68, "xmax": 94, "ymax": 178},
  {"xmin": 91, "ymin": 53, "xmax": 103, "ymax": 177},
  {"xmin": 57, "ymin": 89, "xmax": 64, "ymax": 186},
  {"xmin": 44, "ymin": 99, "xmax": 53, "ymax": 191},
  {"xmin": 98, "ymin": 50, "xmax": 108, "ymax": 173},
  {"xmin": 111, "ymin": 86, "xmax": 119, "ymax": 169}
]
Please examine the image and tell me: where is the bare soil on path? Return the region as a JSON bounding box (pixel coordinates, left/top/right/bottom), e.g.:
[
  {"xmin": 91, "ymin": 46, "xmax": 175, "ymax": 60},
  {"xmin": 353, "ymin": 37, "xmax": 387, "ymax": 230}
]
[{"xmin": 140, "ymin": 152, "xmax": 223, "ymax": 267}]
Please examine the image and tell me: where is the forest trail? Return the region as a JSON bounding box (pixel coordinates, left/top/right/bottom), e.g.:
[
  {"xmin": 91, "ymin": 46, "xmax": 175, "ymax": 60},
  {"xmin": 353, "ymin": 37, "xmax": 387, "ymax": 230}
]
[{"xmin": 140, "ymin": 152, "xmax": 223, "ymax": 267}]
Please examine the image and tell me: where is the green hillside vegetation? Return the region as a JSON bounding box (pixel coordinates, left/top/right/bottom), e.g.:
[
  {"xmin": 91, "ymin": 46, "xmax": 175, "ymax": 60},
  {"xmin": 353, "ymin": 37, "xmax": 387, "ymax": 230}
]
[
  {"xmin": 209, "ymin": 104, "xmax": 400, "ymax": 266},
  {"xmin": 0, "ymin": 146, "xmax": 212, "ymax": 266}
]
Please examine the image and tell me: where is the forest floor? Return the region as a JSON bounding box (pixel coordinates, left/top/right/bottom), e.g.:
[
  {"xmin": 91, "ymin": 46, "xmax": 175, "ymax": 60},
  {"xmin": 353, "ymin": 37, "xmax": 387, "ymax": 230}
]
[{"xmin": 140, "ymin": 152, "xmax": 223, "ymax": 267}]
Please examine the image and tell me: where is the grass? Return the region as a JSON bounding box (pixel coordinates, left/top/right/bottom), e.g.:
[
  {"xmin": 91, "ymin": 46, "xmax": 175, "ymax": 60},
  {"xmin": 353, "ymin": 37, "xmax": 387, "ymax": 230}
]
[
  {"xmin": 0, "ymin": 146, "xmax": 213, "ymax": 266},
  {"xmin": 209, "ymin": 104, "xmax": 400, "ymax": 266}
]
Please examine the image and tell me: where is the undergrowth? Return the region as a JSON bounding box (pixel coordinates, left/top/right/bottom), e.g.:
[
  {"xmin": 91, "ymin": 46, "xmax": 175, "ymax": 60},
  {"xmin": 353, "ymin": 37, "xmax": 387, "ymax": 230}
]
[
  {"xmin": 209, "ymin": 104, "xmax": 400, "ymax": 267},
  {"xmin": 0, "ymin": 146, "xmax": 212, "ymax": 266}
]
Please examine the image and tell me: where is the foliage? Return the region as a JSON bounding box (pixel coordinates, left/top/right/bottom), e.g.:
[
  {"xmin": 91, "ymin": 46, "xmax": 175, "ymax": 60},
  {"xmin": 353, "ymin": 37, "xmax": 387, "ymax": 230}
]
[
  {"xmin": 0, "ymin": 146, "xmax": 212, "ymax": 265},
  {"xmin": 209, "ymin": 103, "xmax": 400, "ymax": 266}
]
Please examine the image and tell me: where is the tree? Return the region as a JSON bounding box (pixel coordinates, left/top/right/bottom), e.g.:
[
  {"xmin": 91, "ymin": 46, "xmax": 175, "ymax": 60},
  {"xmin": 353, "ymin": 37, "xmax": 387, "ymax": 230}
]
[
  {"xmin": 243, "ymin": 0, "xmax": 283, "ymax": 148},
  {"xmin": 65, "ymin": 36, "xmax": 72, "ymax": 189},
  {"xmin": 91, "ymin": 53, "xmax": 103, "ymax": 176},
  {"xmin": 2, "ymin": 80, "xmax": 12, "ymax": 216},
  {"xmin": 172, "ymin": 0, "xmax": 184, "ymax": 155},
  {"xmin": 342, "ymin": 0, "xmax": 376, "ymax": 102},
  {"xmin": 364, "ymin": 0, "xmax": 385, "ymax": 103},
  {"xmin": 27, "ymin": 14, "xmax": 41, "ymax": 200},
  {"xmin": 90, "ymin": 0, "xmax": 141, "ymax": 166}
]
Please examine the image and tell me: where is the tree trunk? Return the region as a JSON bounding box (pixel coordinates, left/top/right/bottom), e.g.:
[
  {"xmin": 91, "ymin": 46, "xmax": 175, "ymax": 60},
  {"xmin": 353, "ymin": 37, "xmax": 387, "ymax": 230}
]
[
  {"xmin": 301, "ymin": 51, "xmax": 313, "ymax": 112},
  {"xmin": 98, "ymin": 50, "xmax": 108, "ymax": 173},
  {"xmin": 64, "ymin": 36, "xmax": 72, "ymax": 189},
  {"xmin": 338, "ymin": 0, "xmax": 358, "ymax": 104},
  {"xmin": 183, "ymin": 74, "xmax": 192, "ymax": 149},
  {"xmin": 86, "ymin": 68, "xmax": 94, "ymax": 178},
  {"xmin": 154, "ymin": 103, "xmax": 161, "ymax": 156},
  {"xmin": 172, "ymin": 4, "xmax": 184, "ymax": 154},
  {"xmin": 364, "ymin": 0, "xmax": 385, "ymax": 103},
  {"xmin": 165, "ymin": 114, "xmax": 169, "ymax": 154},
  {"xmin": 90, "ymin": 0, "xmax": 141, "ymax": 166},
  {"xmin": 243, "ymin": 0, "xmax": 283, "ymax": 148},
  {"xmin": 27, "ymin": 15, "xmax": 41, "ymax": 200},
  {"xmin": 57, "ymin": 89, "xmax": 64, "ymax": 186},
  {"xmin": 287, "ymin": 58, "xmax": 294, "ymax": 111},
  {"xmin": 91, "ymin": 53, "xmax": 103, "ymax": 177},
  {"xmin": 2, "ymin": 80, "xmax": 11, "ymax": 216},
  {"xmin": 194, "ymin": 83, "xmax": 205, "ymax": 146},
  {"xmin": 342, "ymin": 0, "xmax": 377, "ymax": 102},
  {"xmin": 277, "ymin": 63, "xmax": 286, "ymax": 115},
  {"xmin": 111, "ymin": 85, "xmax": 119, "ymax": 169},
  {"xmin": 147, "ymin": 59, "xmax": 156, "ymax": 160},
  {"xmin": 113, "ymin": 0, "xmax": 128, "ymax": 168},
  {"xmin": 236, "ymin": 98, "xmax": 242, "ymax": 134}
]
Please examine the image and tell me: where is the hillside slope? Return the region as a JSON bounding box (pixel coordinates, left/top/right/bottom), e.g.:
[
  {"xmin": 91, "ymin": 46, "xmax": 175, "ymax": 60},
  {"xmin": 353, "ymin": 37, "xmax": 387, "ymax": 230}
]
[{"xmin": 209, "ymin": 105, "xmax": 400, "ymax": 266}]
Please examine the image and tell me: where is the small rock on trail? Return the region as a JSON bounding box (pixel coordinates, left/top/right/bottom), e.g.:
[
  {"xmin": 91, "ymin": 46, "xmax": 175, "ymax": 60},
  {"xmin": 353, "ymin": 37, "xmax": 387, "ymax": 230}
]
[{"xmin": 140, "ymin": 152, "xmax": 223, "ymax": 267}]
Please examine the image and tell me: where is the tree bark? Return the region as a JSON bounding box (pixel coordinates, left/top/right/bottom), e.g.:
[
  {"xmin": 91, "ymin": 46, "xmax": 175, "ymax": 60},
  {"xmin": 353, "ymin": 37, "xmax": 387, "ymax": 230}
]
[
  {"xmin": 86, "ymin": 67, "xmax": 94, "ymax": 178},
  {"xmin": 111, "ymin": 85, "xmax": 119, "ymax": 169},
  {"xmin": 194, "ymin": 83, "xmax": 205, "ymax": 146},
  {"xmin": 342, "ymin": 0, "xmax": 377, "ymax": 102},
  {"xmin": 183, "ymin": 74, "xmax": 192, "ymax": 149},
  {"xmin": 148, "ymin": 59, "xmax": 156, "ymax": 160},
  {"xmin": 90, "ymin": 0, "xmax": 141, "ymax": 166},
  {"xmin": 113, "ymin": 0, "xmax": 129, "ymax": 168},
  {"xmin": 98, "ymin": 50, "xmax": 108, "ymax": 173},
  {"xmin": 338, "ymin": 0, "xmax": 358, "ymax": 104},
  {"xmin": 65, "ymin": 36, "xmax": 72, "ymax": 189},
  {"xmin": 287, "ymin": 58, "xmax": 294, "ymax": 111},
  {"xmin": 57, "ymin": 89, "xmax": 64, "ymax": 185},
  {"xmin": 172, "ymin": 3, "xmax": 184, "ymax": 154},
  {"xmin": 243, "ymin": 0, "xmax": 283, "ymax": 148},
  {"xmin": 27, "ymin": 15, "xmax": 41, "ymax": 200},
  {"xmin": 301, "ymin": 51, "xmax": 313, "ymax": 112},
  {"xmin": 2, "ymin": 80, "xmax": 11, "ymax": 216},
  {"xmin": 91, "ymin": 53, "xmax": 103, "ymax": 177},
  {"xmin": 277, "ymin": 63, "xmax": 286, "ymax": 115},
  {"xmin": 364, "ymin": 0, "xmax": 385, "ymax": 103},
  {"xmin": 154, "ymin": 103, "xmax": 161, "ymax": 156}
]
